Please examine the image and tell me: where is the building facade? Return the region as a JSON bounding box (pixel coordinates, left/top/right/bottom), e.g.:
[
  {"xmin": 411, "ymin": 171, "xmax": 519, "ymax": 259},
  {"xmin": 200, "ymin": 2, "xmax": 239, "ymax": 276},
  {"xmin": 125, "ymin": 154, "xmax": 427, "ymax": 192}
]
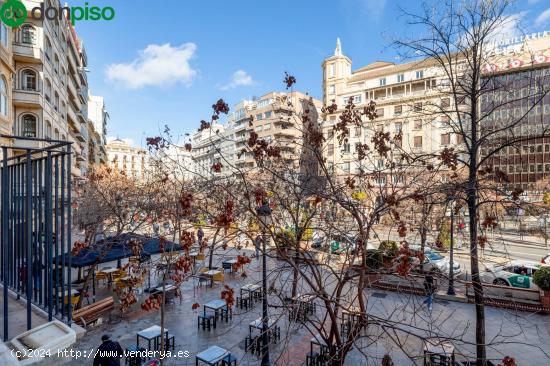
[
  {"xmin": 481, "ymin": 33, "xmax": 550, "ymax": 190},
  {"xmin": 191, "ymin": 122, "xmax": 234, "ymax": 177},
  {"xmin": 322, "ymin": 38, "xmax": 451, "ymax": 178},
  {"xmin": 322, "ymin": 35, "xmax": 550, "ymax": 190},
  {"xmin": 10, "ymin": 0, "xmax": 106, "ymax": 178},
  {"xmin": 0, "ymin": 19, "xmax": 13, "ymax": 151},
  {"xmin": 87, "ymin": 93, "xmax": 108, "ymax": 165},
  {"xmin": 106, "ymin": 139, "xmax": 149, "ymax": 179}
]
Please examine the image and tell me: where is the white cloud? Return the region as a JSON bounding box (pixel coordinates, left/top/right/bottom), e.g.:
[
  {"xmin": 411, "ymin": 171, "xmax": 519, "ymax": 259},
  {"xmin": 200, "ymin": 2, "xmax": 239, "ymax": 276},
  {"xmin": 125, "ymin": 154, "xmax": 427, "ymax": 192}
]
[
  {"xmin": 535, "ymin": 8, "xmax": 550, "ymax": 28},
  {"xmin": 106, "ymin": 43, "xmax": 198, "ymax": 89},
  {"xmin": 486, "ymin": 12, "xmax": 525, "ymax": 44},
  {"xmin": 107, "ymin": 136, "xmax": 134, "ymax": 146},
  {"xmin": 220, "ymin": 70, "xmax": 255, "ymax": 90}
]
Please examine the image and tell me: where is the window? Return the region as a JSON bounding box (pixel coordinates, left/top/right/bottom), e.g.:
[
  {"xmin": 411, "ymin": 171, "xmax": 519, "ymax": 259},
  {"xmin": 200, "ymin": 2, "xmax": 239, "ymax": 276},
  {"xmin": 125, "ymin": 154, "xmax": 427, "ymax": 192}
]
[
  {"xmin": 45, "ymin": 79, "xmax": 52, "ymax": 102},
  {"xmin": 256, "ymin": 113, "xmax": 263, "ymax": 121},
  {"xmin": 328, "ymin": 130, "xmax": 334, "ymax": 139},
  {"xmin": 21, "ymin": 69, "xmax": 37, "ymax": 91},
  {"xmin": 414, "ymin": 120, "xmax": 422, "ymax": 130},
  {"xmin": 395, "ymin": 122, "xmax": 402, "ymax": 133},
  {"xmin": 329, "ymin": 63, "xmax": 335, "ymax": 77},
  {"xmin": 375, "ymin": 108, "xmax": 384, "ymax": 117},
  {"xmin": 394, "ymin": 105, "xmax": 402, "ymax": 115},
  {"xmin": 342, "ymin": 143, "xmax": 350, "ymax": 154},
  {"xmin": 0, "ymin": 76, "xmax": 7, "ymax": 116},
  {"xmin": 353, "ymin": 95, "xmax": 362, "ymax": 104},
  {"xmin": 456, "ymin": 134, "xmax": 464, "ymax": 144},
  {"xmin": 45, "ymin": 121, "xmax": 52, "ymax": 139},
  {"xmin": 22, "ymin": 115, "xmax": 37, "ymax": 137},
  {"xmin": 415, "ymin": 70, "xmax": 424, "ymax": 79},
  {"xmin": 21, "ymin": 24, "xmax": 36, "ymax": 44},
  {"xmin": 264, "ymin": 111, "xmax": 272, "ymax": 118},
  {"xmin": 414, "ymin": 102, "xmax": 423, "ymax": 111},
  {"xmin": 441, "ymin": 98, "xmax": 450, "ymax": 108},
  {"xmin": 328, "ymin": 144, "xmax": 334, "ymax": 156},
  {"xmin": 441, "ymin": 133, "xmax": 450, "ymax": 145},
  {"xmin": 54, "ymin": 92, "xmax": 59, "ymax": 111},
  {"xmin": 54, "ymin": 129, "xmax": 59, "ymax": 140},
  {"xmin": 414, "ymin": 136, "xmax": 423, "ymax": 148},
  {"xmin": 343, "ymin": 162, "xmax": 350, "ymax": 172},
  {"xmin": 54, "ymin": 54, "xmax": 59, "ymax": 74},
  {"xmin": 441, "ymin": 115, "xmax": 450, "ymax": 126},
  {"xmin": 45, "ymin": 37, "xmax": 52, "ymax": 60},
  {"xmin": 397, "ymin": 73, "xmax": 404, "ymax": 83},
  {"xmin": 379, "ymin": 78, "xmax": 386, "ymax": 86},
  {"xmin": 0, "ymin": 21, "xmax": 8, "ymax": 47},
  {"xmin": 354, "ymin": 127, "xmax": 361, "ymax": 137},
  {"xmin": 329, "ymin": 85, "xmax": 335, "ymax": 94}
]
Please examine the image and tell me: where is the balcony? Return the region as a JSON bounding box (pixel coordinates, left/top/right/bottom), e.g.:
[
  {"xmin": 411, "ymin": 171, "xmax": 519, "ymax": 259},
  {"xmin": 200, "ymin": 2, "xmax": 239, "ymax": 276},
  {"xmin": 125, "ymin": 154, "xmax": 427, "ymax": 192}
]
[
  {"xmin": 13, "ymin": 89, "xmax": 44, "ymax": 107},
  {"xmin": 13, "ymin": 44, "xmax": 42, "ymax": 64},
  {"xmin": 67, "ymin": 79, "xmax": 78, "ymax": 102}
]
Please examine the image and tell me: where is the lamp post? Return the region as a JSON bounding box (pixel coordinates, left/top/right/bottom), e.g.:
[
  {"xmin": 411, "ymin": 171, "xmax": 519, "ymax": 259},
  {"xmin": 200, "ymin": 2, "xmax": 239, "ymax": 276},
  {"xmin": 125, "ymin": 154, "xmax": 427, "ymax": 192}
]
[
  {"xmin": 447, "ymin": 199, "xmax": 456, "ymax": 296},
  {"xmin": 256, "ymin": 200, "xmax": 272, "ymax": 366}
]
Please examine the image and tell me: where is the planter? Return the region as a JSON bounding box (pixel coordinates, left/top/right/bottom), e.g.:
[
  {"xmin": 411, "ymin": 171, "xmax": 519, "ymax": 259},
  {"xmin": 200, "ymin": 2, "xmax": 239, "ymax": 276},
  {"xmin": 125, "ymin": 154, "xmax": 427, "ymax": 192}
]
[
  {"xmin": 540, "ymin": 290, "xmax": 550, "ymax": 307},
  {"xmin": 11, "ymin": 320, "xmax": 76, "ymax": 365}
]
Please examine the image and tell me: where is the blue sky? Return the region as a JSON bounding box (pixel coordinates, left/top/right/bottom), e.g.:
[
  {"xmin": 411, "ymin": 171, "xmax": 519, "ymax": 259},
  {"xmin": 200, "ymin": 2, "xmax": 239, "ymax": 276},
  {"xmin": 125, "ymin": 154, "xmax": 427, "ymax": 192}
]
[{"xmin": 72, "ymin": 0, "xmax": 550, "ymax": 147}]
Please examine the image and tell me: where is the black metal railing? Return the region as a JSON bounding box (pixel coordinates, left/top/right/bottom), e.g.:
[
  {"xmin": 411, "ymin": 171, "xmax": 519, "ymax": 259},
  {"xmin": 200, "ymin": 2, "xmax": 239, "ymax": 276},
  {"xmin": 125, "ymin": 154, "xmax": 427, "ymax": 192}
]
[{"xmin": 1, "ymin": 135, "xmax": 72, "ymax": 341}]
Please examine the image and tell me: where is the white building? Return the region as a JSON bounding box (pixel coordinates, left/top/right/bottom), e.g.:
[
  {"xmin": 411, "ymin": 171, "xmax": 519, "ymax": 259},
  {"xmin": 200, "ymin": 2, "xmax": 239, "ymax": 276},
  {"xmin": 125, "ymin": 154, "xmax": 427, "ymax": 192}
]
[{"xmin": 106, "ymin": 139, "xmax": 149, "ymax": 179}]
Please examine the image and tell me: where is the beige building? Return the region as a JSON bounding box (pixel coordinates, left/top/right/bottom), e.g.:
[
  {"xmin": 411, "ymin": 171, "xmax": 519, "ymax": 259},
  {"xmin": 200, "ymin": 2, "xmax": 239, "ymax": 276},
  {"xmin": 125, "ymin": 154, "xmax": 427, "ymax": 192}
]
[
  {"xmin": 0, "ymin": 19, "xmax": 14, "ymax": 151},
  {"xmin": 11, "ymin": 0, "xmax": 91, "ymax": 177},
  {"xmin": 231, "ymin": 91, "xmax": 321, "ymax": 171},
  {"xmin": 106, "ymin": 139, "xmax": 149, "ymax": 179},
  {"xmin": 322, "ymin": 38, "xmax": 452, "ymax": 179},
  {"xmin": 321, "ymin": 35, "xmax": 550, "ymax": 185}
]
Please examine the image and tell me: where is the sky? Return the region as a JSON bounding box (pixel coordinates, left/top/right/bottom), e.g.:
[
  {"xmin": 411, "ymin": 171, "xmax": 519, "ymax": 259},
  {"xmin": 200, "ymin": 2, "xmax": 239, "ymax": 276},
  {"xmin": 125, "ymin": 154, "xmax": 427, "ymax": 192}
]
[{"xmin": 71, "ymin": 0, "xmax": 550, "ymax": 147}]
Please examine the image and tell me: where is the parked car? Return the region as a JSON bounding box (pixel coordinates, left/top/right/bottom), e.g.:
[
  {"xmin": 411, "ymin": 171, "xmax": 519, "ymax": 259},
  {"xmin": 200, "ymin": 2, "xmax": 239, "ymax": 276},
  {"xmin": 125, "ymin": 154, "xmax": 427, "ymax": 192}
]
[
  {"xmin": 311, "ymin": 234, "xmax": 357, "ymax": 254},
  {"xmin": 408, "ymin": 245, "xmax": 462, "ymax": 276},
  {"xmin": 480, "ymin": 260, "xmax": 542, "ymax": 289}
]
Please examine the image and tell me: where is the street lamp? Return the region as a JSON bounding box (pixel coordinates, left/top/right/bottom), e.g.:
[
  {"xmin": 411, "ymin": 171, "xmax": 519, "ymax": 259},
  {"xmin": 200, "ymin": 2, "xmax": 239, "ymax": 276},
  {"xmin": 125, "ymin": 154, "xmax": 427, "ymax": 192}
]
[
  {"xmin": 447, "ymin": 198, "xmax": 456, "ymax": 296},
  {"xmin": 256, "ymin": 200, "xmax": 272, "ymax": 366}
]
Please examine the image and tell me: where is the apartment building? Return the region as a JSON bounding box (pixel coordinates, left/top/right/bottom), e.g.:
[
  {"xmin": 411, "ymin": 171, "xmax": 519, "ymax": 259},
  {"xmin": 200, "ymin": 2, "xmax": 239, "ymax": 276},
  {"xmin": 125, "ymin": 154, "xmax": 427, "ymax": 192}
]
[
  {"xmin": 231, "ymin": 91, "xmax": 321, "ymax": 171},
  {"xmin": 0, "ymin": 19, "xmax": 13, "ymax": 150},
  {"xmin": 322, "ymin": 35, "xmax": 550, "ymax": 190},
  {"xmin": 322, "ymin": 39, "xmax": 451, "ymax": 179},
  {"xmin": 11, "ymin": 0, "xmax": 92, "ymax": 177},
  {"xmin": 106, "ymin": 138, "xmax": 149, "ymax": 179},
  {"xmin": 191, "ymin": 122, "xmax": 234, "ymax": 177},
  {"xmin": 149, "ymin": 144, "xmax": 194, "ymax": 181},
  {"xmin": 87, "ymin": 93, "xmax": 108, "ymax": 165}
]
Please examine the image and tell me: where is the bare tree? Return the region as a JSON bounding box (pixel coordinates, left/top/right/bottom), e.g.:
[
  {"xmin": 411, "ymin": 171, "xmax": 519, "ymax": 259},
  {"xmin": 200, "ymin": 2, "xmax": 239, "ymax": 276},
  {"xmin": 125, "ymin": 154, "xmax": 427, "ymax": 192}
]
[{"xmin": 395, "ymin": 0, "xmax": 550, "ymax": 363}]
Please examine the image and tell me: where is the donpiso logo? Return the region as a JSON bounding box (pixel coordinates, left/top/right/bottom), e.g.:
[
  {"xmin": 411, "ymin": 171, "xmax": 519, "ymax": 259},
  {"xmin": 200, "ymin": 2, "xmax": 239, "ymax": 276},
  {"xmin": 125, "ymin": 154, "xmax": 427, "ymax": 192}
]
[{"xmin": 1, "ymin": 0, "xmax": 115, "ymax": 28}]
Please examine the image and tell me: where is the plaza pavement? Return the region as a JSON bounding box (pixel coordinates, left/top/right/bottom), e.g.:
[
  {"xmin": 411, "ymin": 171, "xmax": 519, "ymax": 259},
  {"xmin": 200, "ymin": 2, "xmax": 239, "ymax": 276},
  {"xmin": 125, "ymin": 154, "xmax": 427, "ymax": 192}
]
[{"xmin": 20, "ymin": 245, "xmax": 550, "ymax": 366}]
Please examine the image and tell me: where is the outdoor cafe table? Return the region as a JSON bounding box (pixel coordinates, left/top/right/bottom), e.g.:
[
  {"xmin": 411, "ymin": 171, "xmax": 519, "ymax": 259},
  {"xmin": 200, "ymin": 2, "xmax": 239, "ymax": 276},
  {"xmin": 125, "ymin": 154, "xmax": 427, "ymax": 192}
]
[
  {"xmin": 203, "ymin": 299, "xmax": 229, "ymax": 321},
  {"xmin": 204, "ymin": 270, "xmax": 221, "ymax": 288},
  {"xmin": 98, "ymin": 267, "xmax": 118, "ymax": 286},
  {"xmin": 137, "ymin": 325, "xmax": 168, "ymax": 351},
  {"xmin": 240, "ymin": 283, "xmax": 262, "ymax": 300},
  {"xmin": 195, "ymin": 345, "xmax": 229, "ymax": 366},
  {"xmin": 311, "ymin": 334, "xmax": 329, "ymax": 356},
  {"xmin": 249, "ymin": 317, "xmax": 276, "ymax": 334},
  {"xmin": 153, "ymin": 284, "xmax": 177, "ymax": 293},
  {"xmin": 292, "ymin": 294, "xmax": 317, "ymax": 313},
  {"xmin": 222, "ymin": 258, "xmax": 238, "ymax": 273}
]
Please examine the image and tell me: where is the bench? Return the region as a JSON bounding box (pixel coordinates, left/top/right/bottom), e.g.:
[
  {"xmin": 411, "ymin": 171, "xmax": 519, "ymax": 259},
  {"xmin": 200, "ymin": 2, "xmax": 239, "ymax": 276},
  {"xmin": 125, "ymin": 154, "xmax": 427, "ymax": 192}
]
[{"xmin": 72, "ymin": 296, "xmax": 115, "ymax": 327}]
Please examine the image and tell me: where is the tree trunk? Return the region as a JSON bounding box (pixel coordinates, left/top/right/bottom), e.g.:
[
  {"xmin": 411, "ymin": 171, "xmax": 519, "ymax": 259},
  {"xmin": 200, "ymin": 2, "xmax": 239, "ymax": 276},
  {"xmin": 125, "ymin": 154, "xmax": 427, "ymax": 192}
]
[{"xmin": 467, "ymin": 176, "xmax": 486, "ymax": 364}]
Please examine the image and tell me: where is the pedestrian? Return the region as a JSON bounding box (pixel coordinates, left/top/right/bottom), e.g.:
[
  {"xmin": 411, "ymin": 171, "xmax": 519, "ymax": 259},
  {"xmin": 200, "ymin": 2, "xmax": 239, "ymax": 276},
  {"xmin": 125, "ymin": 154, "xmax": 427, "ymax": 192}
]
[
  {"xmin": 197, "ymin": 227, "xmax": 204, "ymax": 245},
  {"xmin": 93, "ymin": 334, "xmax": 124, "ymax": 366},
  {"xmin": 254, "ymin": 235, "xmax": 262, "ymax": 258},
  {"xmin": 422, "ymin": 271, "xmax": 436, "ymax": 311}
]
